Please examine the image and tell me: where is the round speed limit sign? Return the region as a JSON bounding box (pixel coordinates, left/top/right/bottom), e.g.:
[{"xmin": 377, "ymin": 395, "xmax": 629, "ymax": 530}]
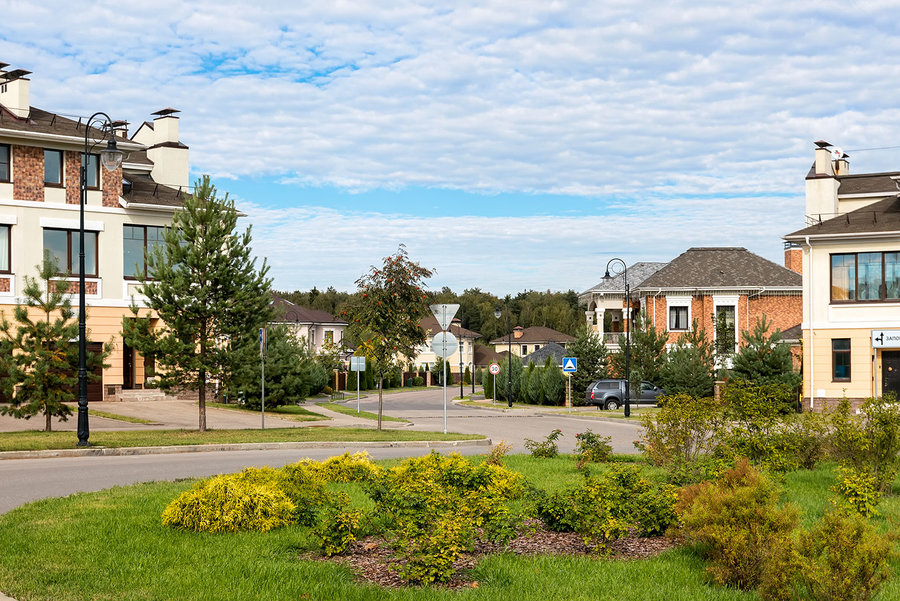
[{"xmin": 489, "ymin": 363, "xmax": 501, "ymax": 375}]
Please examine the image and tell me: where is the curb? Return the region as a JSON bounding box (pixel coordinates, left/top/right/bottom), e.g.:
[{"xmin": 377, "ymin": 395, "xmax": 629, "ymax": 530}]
[{"xmin": 0, "ymin": 438, "xmax": 492, "ymax": 461}]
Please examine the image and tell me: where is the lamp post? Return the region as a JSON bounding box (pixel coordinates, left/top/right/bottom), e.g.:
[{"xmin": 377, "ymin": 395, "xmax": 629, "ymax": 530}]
[
  {"xmin": 77, "ymin": 113, "xmax": 123, "ymax": 447},
  {"xmin": 494, "ymin": 303, "xmax": 513, "ymax": 408},
  {"xmin": 602, "ymin": 258, "xmax": 631, "ymax": 417}
]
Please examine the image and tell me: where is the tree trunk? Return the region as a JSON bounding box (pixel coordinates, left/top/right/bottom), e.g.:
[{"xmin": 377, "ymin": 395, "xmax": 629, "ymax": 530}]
[
  {"xmin": 45, "ymin": 410, "xmax": 51, "ymax": 432},
  {"xmin": 199, "ymin": 367, "xmax": 207, "ymax": 432},
  {"xmin": 377, "ymin": 373, "xmax": 384, "ymax": 432}
]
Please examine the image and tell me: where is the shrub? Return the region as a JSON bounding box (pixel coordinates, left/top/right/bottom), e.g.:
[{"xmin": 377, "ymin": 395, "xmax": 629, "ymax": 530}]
[
  {"xmin": 677, "ymin": 459, "xmax": 799, "ymax": 590},
  {"xmin": 831, "ymin": 394, "xmax": 900, "ymax": 493},
  {"xmin": 413, "ymin": 376, "xmax": 424, "ymax": 387},
  {"xmin": 831, "ymin": 466, "xmax": 883, "ymax": 518},
  {"xmin": 161, "ymin": 472, "xmax": 296, "ymax": 533},
  {"xmin": 793, "ymin": 509, "xmax": 891, "ymax": 601},
  {"xmin": 322, "ymin": 385, "xmax": 334, "ymax": 395},
  {"xmin": 574, "ymin": 429, "xmax": 612, "ymax": 465},
  {"xmin": 395, "ymin": 515, "xmax": 468, "ymax": 584},
  {"xmin": 314, "ymin": 493, "xmax": 363, "ymax": 557},
  {"xmin": 638, "ymin": 392, "xmax": 726, "ymax": 482},
  {"xmin": 485, "ymin": 440, "xmax": 513, "ymax": 465},
  {"xmin": 279, "ymin": 461, "xmax": 329, "ymax": 525},
  {"xmin": 524, "ymin": 428, "xmax": 563, "ymax": 458},
  {"xmin": 318, "ymin": 451, "xmax": 385, "ymax": 483}
]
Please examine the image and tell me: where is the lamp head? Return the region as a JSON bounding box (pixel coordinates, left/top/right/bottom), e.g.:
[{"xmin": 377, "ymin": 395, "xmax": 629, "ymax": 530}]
[
  {"xmin": 494, "ymin": 307, "xmax": 501, "ymax": 319},
  {"xmin": 99, "ymin": 136, "xmax": 124, "ymax": 172},
  {"xmin": 602, "ymin": 270, "xmax": 612, "ymax": 281}
]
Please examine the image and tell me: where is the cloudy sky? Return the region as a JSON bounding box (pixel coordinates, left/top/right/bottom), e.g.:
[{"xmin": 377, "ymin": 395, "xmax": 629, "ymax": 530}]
[{"xmin": 3, "ymin": 1, "xmax": 900, "ymax": 295}]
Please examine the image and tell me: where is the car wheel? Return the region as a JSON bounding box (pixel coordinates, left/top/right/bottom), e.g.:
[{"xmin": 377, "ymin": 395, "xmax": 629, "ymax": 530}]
[{"xmin": 605, "ymin": 399, "xmax": 620, "ymax": 410}]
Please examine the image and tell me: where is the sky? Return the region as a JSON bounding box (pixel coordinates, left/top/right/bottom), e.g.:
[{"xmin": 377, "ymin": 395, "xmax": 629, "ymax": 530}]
[{"xmin": 3, "ymin": 0, "xmax": 900, "ymax": 295}]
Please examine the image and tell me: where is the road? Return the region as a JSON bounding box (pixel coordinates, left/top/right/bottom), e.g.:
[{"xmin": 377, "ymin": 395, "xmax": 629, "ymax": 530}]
[{"xmin": 0, "ymin": 388, "xmax": 642, "ymax": 515}]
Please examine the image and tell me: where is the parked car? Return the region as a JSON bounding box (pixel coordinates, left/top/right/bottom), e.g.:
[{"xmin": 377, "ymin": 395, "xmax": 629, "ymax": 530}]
[{"xmin": 584, "ymin": 379, "xmax": 665, "ymax": 410}]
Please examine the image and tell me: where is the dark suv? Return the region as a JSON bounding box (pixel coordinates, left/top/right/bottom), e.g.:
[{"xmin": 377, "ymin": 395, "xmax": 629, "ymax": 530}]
[{"xmin": 584, "ymin": 379, "xmax": 665, "ymax": 410}]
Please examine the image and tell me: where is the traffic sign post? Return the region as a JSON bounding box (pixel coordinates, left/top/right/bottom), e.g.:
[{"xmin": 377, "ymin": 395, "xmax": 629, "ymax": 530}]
[
  {"xmin": 431, "ymin": 330, "xmax": 458, "ymax": 434},
  {"xmin": 350, "ymin": 356, "xmax": 366, "ymax": 413},
  {"xmin": 489, "ymin": 362, "xmax": 500, "ymax": 404},
  {"xmin": 561, "ymin": 357, "xmax": 577, "ymax": 410}
]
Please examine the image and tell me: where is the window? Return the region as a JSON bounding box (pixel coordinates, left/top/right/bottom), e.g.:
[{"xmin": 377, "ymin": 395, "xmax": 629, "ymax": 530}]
[
  {"xmin": 83, "ymin": 153, "xmax": 99, "ymax": 189},
  {"xmin": 0, "ymin": 145, "xmax": 9, "ymax": 182},
  {"xmin": 521, "ymin": 345, "xmax": 528, "ymax": 355},
  {"xmin": 43, "ymin": 229, "xmax": 97, "ymax": 276},
  {"xmin": 0, "ymin": 225, "xmax": 9, "ymax": 273},
  {"xmin": 124, "ymin": 224, "xmax": 165, "ymax": 279},
  {"xmin": 831, "ymin": 252, "xmax": 900, "ymax": 302},
  {"xmin": 832, "ymin": 339, "xmax": 851, "ymax": 381},
  {"xmin": 669, "ymin": 306, "xmax": 689, "ymax": 330},
  {"xmin": 715, "ymin": 305, "xmax": 736, "ymax": 355},
  {"xmin": 324, "ymin": 330, "xmax": 334, "ymax": 344},
  {"xmin": 44, "ymin": 149, "xmax": 63, "ymax": 185}
]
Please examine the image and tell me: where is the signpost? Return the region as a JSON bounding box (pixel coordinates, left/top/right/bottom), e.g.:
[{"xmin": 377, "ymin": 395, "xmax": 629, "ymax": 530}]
[
  {"xmin": 489, "ymin": 362, "xmax": 500, "ymax": 404},
  {"xmin": 350, "ymin": 356, "xmax": 365, "ymax": 413},
  {"xmin": 259, "ymin": 327, "xmax": 266, "ymax": 429},
  {"xmin": 562, "ymin": 357, "xmax": 577, "ymax": 410},
  {"xmin": 430, "ymin": 304, "xmax": 460, "ymax": 434}
]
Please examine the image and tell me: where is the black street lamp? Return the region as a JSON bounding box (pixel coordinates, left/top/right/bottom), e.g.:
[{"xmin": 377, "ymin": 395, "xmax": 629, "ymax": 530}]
[
  {"xmin": 77, "ymin": 113, "xmax": 123, "ymax": 447},
  {"xmin": 494, "ymin": 302, "xmax": 513, "ymax": 408},
  {"xmin": 602, "ymin": 258, "xmax": 631, "ymax": 417}
]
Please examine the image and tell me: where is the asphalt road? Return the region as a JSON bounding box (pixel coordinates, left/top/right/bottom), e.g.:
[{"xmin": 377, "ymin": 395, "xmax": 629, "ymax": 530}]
[{"xmin": 0, "ymin": 388, "xmax": 642, "ymax": 515}]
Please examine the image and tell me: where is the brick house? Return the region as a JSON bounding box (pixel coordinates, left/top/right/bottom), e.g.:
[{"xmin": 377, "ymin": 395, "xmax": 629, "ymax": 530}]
[
  {"xmin": 0, "ymin": 64, "xmax": 189, "ymax": 401},
  {"xmin": 785, "ymin": 140, "xmax": 900, "ymax": 409}
]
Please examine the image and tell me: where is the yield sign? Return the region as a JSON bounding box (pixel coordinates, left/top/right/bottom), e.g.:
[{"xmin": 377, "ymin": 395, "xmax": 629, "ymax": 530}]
[
  {"xmin": 429, "ymin": 303, "xmax": 460, "ymax": 331},
  {"xmin": 562, "ymin": 357, "xmax": 577, "ymax": 373}
]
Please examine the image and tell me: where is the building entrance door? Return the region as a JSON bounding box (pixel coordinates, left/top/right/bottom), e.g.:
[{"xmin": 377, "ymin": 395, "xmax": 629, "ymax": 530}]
[
  {"xmin": 123, "ymin": 342, "xmax": 134, "ymax": 390},
  {"xmin": 883, "ymin": 351, "xmax": 900, "ymax": 398}
]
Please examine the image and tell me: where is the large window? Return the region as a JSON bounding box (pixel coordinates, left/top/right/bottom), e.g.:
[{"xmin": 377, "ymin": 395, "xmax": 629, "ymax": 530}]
[
  {"xmin": 83, "ymin": 153, "xmax": 99, "ymax": 189},
  {"xmin": 43, "ymin": 229, "xmax": 97, "ymax": 276},
  {"xmin": 831, "ymin": 252, "xmax": 900, "ymax": 302},
  {"xmin": 832, "ymin": 338, "xmax": 851, "ymax": 381},
  {"xmin": 44, "ymin": 149, "xmax": 63, "ymax": 185},
  {"xmin": 669, "ymin": 306, "xmax": 689, "ymax": 330},
  {"xmin": 0, "ymin": 145, "xmax": 9, "ymax": 182},
  {"xmin": 124, "ymin": 224, "xmax": 165, "ymax": 279},
  {"xmin": 715, "ymin": 305, "xmax": 736, "ymax": 356}
]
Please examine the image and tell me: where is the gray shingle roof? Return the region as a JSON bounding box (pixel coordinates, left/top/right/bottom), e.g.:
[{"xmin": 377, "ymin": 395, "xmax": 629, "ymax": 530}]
[
  {"xmin": 521, "ymin": 342, "xmax": 566, "ymax": 366},
  {"xmin": 489, "ymin": 326, "xmax": 574, "ymax": 345},
  {"xmin": 636, "ymin": 247, "xmax": 801, "ymax": 289},
  {"xmin": 786, "ymin": 194, "xmax": 900, "ymax": 238},
  {"xmin": 419, "ymin": 315, "xmax": 480, "ymax": 339},
  {"xmin": 582, "ymin": 262, "xmax": 667, "ymax": 294},
  {"xmin": 271, "ymin": 296, "xmax": 348, "ymax": 325},
  {"xmin": 836, "ymin": 172, "xmax": 900, "ymax": 196}
]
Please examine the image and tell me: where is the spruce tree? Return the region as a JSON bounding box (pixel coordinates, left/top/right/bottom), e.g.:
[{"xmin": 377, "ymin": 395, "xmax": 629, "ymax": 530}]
[
  {"xmin": 730, "ymin": 315, "xmax": 801, "ymax": 390},
  {"xmin": 123, "ymin": 176, "xmax": 272, "ymax": 432},
  {"xmin": 568, "ymin": 325, "xmax": 610, "ymax": 400},
  {"xmin": 610, "ymin": 310, "xmax": 668, "ymax": 393},
  {"xmin": 659, "ymin": 319, "xmax": 716, "ymax": 397},
  {"xmin": 0, "ymin": 256, "xmax": 109, "ymax": 431}
]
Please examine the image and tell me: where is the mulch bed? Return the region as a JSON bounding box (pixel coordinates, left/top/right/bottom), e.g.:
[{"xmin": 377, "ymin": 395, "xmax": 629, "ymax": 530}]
[{"xmin": 306, "ymin": 519, "xmax": 676, "ymax": 590}]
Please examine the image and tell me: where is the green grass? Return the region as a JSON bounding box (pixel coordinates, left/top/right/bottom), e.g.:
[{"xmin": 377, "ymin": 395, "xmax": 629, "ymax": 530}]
[
  {"xmin": 317, "ymin": 402, "xmax": 408, "ymax": 423},
  {"xmin": 87, "ymin": 409, "xmax": 157, "ymax": 424},
  {"xmin": 5, "ymin": 459, "xmax": 899, "ymax": 601},
  {"xmin": 0, "ymin": 428, "xmax": 484, "ymax": 452},
  {"xmin": 207, "ymin": 402, "xmax": 328, "ymax": 422}
]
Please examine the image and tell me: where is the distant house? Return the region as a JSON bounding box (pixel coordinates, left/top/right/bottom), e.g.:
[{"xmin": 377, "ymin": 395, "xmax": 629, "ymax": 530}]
[
  {"xmin": 784, "ymin": 140, "xmax": 900, "ymax": 409},
  {"xmin": 521, "ymin": 342, "xmax": 567, "ymax": 366},
  {"xmin": 270, "ymin": 296, "xmax": 348, "ymax": 354},
  {"xmin": 489, "ymin": 326, "xmax": 574, "ymax": 358},
  {"xmin": 412, "ymin": 316, "xmax": 480, "ymax": 377}
]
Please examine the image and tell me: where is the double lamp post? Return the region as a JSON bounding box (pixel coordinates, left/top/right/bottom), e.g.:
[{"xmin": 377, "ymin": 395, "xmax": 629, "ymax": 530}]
[
  {"xmin": 76, "ymin": 114, "xmax": 124, "ymax": 447},
  {"xmin": 493, "ymin": 304, "xmax": 513, "ymax": 408}
]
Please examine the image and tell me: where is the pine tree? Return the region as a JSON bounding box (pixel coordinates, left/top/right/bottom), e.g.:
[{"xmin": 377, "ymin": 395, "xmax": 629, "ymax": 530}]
[
  {"xmin": 731, "ymin": 315, "xmax": 801, "ymax": 390},
  {"xmin": 345, "ymin": 245, "xmax": 432, "ymax": 430},
  {"xmin": 610, "ymin": 310, "xmax": 668, "ymax": 393},
  {"xmin": 659, "ymin": 319, "xmax": 716, "ymax": 398},
  {"xmin": 122, "ymin": 176, "xmax": 272, "ymax": 432},
  {"xmin": 568, "ymin": 325, "xmax": 610, "ymax": 400},
  {"xmin": 0, "ymin": 257, "xmax": 109, "ymax": 431}
]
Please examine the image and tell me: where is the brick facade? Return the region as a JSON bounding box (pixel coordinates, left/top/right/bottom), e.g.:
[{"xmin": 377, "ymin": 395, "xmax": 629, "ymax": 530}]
[
  {"xmin": 102, "ymin": 164, "xmax": 121, "ymax": 207},
  {"xmin": 64, "ymin": 151, "xmax": 80, "ymax": 204},
  {"xmin": 646, "ymin": 292, "xmax": 802, "ymax": 346},
  {"xmin": 0, "ymin": 278, "xmax": 9, "ymax": 293},
  {"xmin": 65, "ymin": 280, "xmax": 98, "ymax": 295},
  {"xmin": 784, "ymin": 248, "xmax": 802, "ymax": 274},
  {"xmin": 12, "ymin": 145, "xmax": 43, "ymax": 202}
]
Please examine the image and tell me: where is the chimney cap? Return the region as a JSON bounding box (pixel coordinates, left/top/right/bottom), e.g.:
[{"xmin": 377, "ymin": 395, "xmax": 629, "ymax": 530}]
[
  {"xmin": 1, "ymin": 69, "xmax": 31, "ymax": 81},
  {"xmin": 0, "ymin": 63, "xmax": 8, "ymax": 70},
  {"xmin": 151, "ymin": 108, "xmax": 180, "ymax": 117},
  {"xmin": 814, "ymin": 140, "xmax": 832, "ymax": 149}
]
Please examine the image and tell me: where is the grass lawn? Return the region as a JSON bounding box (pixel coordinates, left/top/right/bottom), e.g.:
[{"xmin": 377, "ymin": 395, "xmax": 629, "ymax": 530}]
[
  {"xmin": 87, "ymin": 409, "xmax": 158, "ymax": 424},
  {"xmin": 0, "ymin": 428, "xmax": 485, "ymax": 452},
  {"xmin": 207, "ymin": 402, "xmax": 328, "ymax": 422},
  {"xmin": 316, "ymin": 402, "xmax": 408, "ymax": 423},
  {"xmin": 4, "ymin": 457, "xmax": 900, "ymax": 601}
]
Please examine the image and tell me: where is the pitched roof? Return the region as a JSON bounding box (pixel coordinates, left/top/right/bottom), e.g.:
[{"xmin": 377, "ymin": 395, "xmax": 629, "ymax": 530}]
[
  {"xmin": 271, "ymin": 296, "xmax": 347, "ymax": 325},
  {"xmin": 521, "ymin": 342, "xmax": 567, "ymax": 366},
  {"xmin": 836, "ymin": 172, "xmax": 900, "ymax": 196},
  {"xmin": 419, "ymin": 315, "xmax": 480, "ymax": 339},
  {"xmin": 489, "ymin": 326, "xmax": 574, "ymax": 345},
  {"xmin": 635, "ymin": 247, "xmax": 801, "ymax": 290},
  {"xmin": 785, "ymin": 194, "xmax": 900, "ymax": 238},
  {"xmin": 474, "ymin": 344, "xmax": 504, "ymax": 366},
  {"xmin": 581, "ymin": 262, "xmax": 667, "ymax": 296},
  {"xmin": 121, "ymin": 174, "xmax": 186, "ymax": 209}
]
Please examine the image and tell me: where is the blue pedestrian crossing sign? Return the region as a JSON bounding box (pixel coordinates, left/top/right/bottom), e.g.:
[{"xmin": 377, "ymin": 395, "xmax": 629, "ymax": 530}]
[{"xmin": 562, "ymin": 357, "xmax": 577, "ymax": 373}]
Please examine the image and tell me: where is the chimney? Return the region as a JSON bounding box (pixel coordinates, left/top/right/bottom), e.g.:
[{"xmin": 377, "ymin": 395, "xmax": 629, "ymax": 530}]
[
  {"xmin": 152, "ymin": 108, "xmax": 180, "ymax": 143},
  {"xmin": 513, "ymin": 326, "xmax": 524, "ymax": 339},
  {"xmin": 813, "ymin": 140, "xmax": 834, "ymax": 176},
  {"xmin": 143, "ymin": 108, "xmax": 189, "ymax": 189},
  {"xmin": 0, "ymin": 67, "xmax": 32, "ymax": 119},
  {"xmin": 784, "ymin": 242, "xmax": 802, "ymax": 275}
]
